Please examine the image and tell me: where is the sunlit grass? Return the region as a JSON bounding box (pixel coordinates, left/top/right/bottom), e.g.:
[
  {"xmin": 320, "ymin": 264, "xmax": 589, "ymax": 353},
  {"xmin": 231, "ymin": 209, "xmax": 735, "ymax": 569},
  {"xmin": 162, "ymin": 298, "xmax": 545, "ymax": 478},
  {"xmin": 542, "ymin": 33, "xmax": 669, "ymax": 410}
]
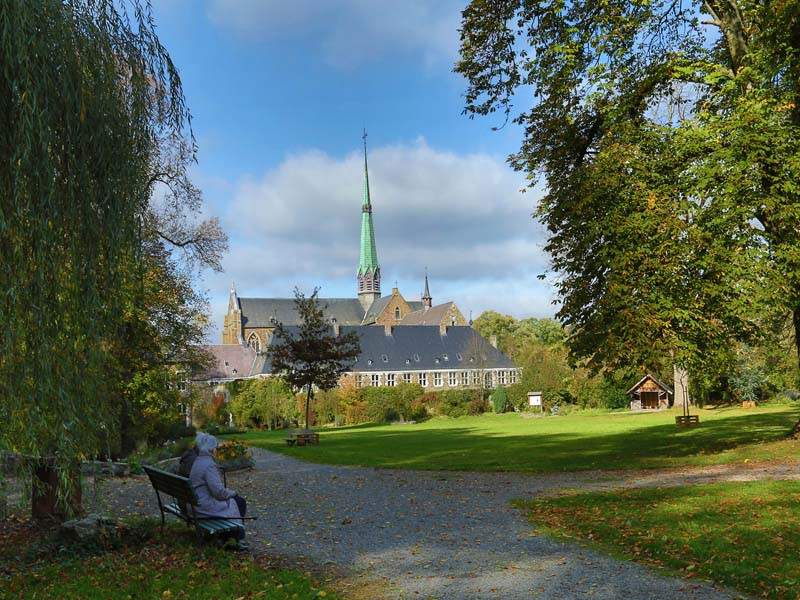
[
  {"xmin": 516, "ymin": 480, "xmax": 800, "ymax": 600},
  {"xmin": 233, "ymin": 404, "xmax": 800, "ymax": 472}
]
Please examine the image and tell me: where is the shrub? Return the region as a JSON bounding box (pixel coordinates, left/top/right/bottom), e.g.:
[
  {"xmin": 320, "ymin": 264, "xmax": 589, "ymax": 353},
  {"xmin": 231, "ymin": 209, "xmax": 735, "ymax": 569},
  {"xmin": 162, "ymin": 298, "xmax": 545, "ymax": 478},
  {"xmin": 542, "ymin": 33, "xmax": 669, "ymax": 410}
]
[{"xmin": 492, "ymin": 386, "xmax": 509, "ymax": 413}]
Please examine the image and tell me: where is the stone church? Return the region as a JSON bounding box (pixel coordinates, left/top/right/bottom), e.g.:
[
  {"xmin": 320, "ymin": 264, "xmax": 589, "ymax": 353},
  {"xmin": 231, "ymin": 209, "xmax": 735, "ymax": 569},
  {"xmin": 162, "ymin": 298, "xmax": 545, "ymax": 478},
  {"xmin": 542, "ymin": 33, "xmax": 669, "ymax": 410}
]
[{"xmin": 221, "ymin": 136, "xmax": 468, "ymax": 354}]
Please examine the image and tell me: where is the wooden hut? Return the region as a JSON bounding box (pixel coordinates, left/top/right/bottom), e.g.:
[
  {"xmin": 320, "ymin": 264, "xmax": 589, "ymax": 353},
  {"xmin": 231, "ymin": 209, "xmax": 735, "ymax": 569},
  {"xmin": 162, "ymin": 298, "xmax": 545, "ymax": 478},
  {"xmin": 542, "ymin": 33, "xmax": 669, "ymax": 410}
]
[{"xmin": 626, "ymin": 374, "xmax": 673, "ymax": 410}]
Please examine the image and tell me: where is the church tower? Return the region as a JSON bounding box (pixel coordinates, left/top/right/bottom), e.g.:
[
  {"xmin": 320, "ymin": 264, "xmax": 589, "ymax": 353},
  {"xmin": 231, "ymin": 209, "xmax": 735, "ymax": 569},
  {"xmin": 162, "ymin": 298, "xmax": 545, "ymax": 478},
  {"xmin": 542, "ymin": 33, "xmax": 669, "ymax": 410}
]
[
  {"xmin": 358, "ymin": 130, "xmax": 381, "ymax": 311},
  {"xmin": 222, "ymin": 281, "xmax": 243, "ymax": 344}
]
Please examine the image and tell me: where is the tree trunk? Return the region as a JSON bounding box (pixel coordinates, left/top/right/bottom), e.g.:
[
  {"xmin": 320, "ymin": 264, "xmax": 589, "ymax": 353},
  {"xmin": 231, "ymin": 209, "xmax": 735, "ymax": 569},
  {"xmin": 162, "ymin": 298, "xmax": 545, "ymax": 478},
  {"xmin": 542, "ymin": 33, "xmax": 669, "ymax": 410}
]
[
  {"xmin": 791, "ymin": 307, "xmax": 800, "ymax": 437},
  {"xmin": 305, "ymin": 383, "xmax": 314, "ymax": 431},
  {"xmin": 31, "ymin": 460, "xmax": 82, "ymax": 521}
]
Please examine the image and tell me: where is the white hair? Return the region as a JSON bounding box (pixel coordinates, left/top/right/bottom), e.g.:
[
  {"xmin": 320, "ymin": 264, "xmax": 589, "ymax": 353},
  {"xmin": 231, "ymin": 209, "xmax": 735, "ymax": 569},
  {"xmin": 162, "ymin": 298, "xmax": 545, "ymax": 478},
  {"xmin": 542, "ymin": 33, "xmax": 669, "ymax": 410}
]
[{"xmin": 195, "ymin": 432, "xmax": 218, "ymax": 453}]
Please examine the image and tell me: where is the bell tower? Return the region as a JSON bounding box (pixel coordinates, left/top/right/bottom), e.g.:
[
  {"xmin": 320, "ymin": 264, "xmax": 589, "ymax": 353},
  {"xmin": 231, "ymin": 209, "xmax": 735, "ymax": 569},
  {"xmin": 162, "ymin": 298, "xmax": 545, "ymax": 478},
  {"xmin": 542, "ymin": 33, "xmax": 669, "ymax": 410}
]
[{"xmin": 357, "ymin": 130, "xmax": 381, "ymax": 311}]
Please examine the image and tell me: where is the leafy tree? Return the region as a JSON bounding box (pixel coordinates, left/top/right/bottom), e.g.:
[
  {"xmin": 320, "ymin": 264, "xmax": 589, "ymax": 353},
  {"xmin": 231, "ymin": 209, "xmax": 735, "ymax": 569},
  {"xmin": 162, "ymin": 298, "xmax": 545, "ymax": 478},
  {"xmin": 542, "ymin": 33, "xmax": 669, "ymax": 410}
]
[
  {"xmin": 268, "ymin": 288, "xmax": 361, "ymax": 431},
  {"xmin": 0, "ymin": 0, "xmax": 199, "ymax": 515},
  {"xmin": 456, "ymin": 2, "xmax": 798, "ymax": 410},
  {"xmin": 228, "ymin": 377, "xmax": 297, "ymax": 430},
  {"xmin": 472, "ymin": 311, "xmax": 518, "ymax": 355}
]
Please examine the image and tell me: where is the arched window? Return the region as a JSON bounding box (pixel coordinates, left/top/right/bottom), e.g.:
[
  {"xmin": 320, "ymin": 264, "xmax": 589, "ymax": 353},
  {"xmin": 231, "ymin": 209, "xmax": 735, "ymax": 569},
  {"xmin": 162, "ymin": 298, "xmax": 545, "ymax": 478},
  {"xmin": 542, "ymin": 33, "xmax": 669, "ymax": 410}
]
[
  {"xmin": 247, "ymin": 332, "xmax": 261, "ymax": 354},
  {"xmin": 395, "ymin": 306, "xmax": 401, "ymax": 320}
]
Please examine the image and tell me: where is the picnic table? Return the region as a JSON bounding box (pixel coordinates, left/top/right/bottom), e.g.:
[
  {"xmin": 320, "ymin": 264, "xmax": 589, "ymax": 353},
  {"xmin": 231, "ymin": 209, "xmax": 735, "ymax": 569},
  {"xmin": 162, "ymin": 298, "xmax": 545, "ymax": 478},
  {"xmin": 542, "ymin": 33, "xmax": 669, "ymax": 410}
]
[{"xmin": 285, "ymin": 429, "xmax": 320, "ymax": 446}]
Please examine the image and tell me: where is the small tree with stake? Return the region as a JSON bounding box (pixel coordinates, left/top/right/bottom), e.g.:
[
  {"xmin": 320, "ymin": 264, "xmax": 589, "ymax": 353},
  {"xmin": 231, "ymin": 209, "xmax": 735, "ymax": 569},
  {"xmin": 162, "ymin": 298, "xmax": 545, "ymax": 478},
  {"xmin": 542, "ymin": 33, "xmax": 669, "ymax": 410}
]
[{"xmin": 268, "ymin": 288, "xmax": 360, "ymax": 432}]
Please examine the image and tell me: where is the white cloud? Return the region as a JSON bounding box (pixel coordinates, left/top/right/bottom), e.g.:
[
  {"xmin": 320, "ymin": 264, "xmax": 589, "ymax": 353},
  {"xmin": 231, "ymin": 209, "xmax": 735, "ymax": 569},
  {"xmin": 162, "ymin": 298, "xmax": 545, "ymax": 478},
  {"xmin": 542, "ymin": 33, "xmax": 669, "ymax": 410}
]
[
  {"xmin": 206, "ymin": 0, "xmax": 462, "ymax": 68},
  {"xmin": 203, "ymin": 139, "xmax": 555, "ymax": 339}
]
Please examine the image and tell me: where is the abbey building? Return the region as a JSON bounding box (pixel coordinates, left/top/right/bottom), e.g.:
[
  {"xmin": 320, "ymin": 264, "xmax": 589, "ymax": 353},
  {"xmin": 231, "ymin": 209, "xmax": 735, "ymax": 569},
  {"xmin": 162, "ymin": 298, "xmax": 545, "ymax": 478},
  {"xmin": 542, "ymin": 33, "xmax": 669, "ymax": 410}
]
[
  {"xmin": 210, "ymin": 135, "xmax": 517, "ymax": 390},
  {"xmin": 221, "ymin": 135, "xmax": 468, "ymax": 353}
]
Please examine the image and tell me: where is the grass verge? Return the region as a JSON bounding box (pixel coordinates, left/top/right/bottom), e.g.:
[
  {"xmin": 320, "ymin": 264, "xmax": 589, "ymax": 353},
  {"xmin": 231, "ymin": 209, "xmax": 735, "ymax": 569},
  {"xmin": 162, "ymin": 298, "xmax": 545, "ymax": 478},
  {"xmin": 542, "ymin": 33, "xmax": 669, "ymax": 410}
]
[
  {"xmin": 515, "ymin": 480, "xmax": 800, "ymax": 600},
  {"xmin": 233, "ymin": 405, "xmax": 800, "ymax": 472},
  {"xmin": 0, "ymin": 518, "xmax": 344, "ymax": 600}
]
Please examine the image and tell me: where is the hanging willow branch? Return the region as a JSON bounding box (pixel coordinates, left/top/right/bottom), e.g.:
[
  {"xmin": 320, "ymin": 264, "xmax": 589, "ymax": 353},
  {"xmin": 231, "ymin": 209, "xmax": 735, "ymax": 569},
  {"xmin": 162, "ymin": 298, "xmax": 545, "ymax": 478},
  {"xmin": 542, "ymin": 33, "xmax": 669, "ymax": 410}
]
[{"xmin": 0, "ymin": 0, "xmax": 193, "ymax": 509}]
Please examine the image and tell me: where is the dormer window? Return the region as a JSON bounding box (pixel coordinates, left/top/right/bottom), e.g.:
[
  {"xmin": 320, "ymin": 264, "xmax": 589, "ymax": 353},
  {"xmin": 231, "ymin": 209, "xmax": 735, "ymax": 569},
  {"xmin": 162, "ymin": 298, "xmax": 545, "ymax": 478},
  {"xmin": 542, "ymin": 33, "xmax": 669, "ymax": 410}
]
[
  {"xmin": 367, "ymin": 359, "xmax": 373, "ymax": 365},
  {"xmin": 405, "ymin": 358, "xmax": 411, "ymax": 364},
  {"xmin": 381, "ymin": 355, "xmax": 388, "ymax": 363},
  {"xmin": 456, "ymin": 353, "xmax": 463, "ymax": 361},
  {"xmin": 434, "ymin": 357, "xmax": 440, "ymax": 364},
  {"xmin": 413, "ymin": 354, "xmax": 420, "ymax": 362},
  {"xmin": 232, "ymin": 369, "xmax": 238, "ymax": 375},
  {"xmin": 443, "ymin": 354, "xmax": 449, "ymax": 361}
]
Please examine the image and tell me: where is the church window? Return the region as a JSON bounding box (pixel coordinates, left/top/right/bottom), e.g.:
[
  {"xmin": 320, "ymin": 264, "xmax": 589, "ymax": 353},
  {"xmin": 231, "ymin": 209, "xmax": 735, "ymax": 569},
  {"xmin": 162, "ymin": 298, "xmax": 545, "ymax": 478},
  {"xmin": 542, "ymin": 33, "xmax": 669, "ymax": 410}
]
[
  {"xmin": 498, "ymin": 371, "xmax": 506, "ymax": 385},
  {"xmin": 509, "ymin": 370, "xmax": 517, "ymax": 384},
  {"xmin": 403, "ymin": 372, "xmax": 412, "ymax": 384},
  {"xmin": 448, "ymin": 372, "xmax": 457, "ymax": 386},
  {"xmin": 485, "ymin": 372, "xmax": 494, "ymax": 388},
  {"xmin": 460, "ymin": 371, "xmax": 469, "ymax": 386},
  {"xmin": 247, "ymin": 333, "xmax": 261, "ymax": 354},
  {"xmin": 434, "ymin": 372, "xmax": 443, "ymax": 387},
  {"xmin": 371, "ymin": 374, "xmax": 380, "ymax": 387},
  {"xmin": 419, "ymin": 373, "xmax": 428, "ymax": 387},
  {"xmin": 387, "ymin": 373, "xmax": 396, "ymax": 387},
  {"xmin": 395, "ymin": 307, "xmax": 401, "ymax": 320}
]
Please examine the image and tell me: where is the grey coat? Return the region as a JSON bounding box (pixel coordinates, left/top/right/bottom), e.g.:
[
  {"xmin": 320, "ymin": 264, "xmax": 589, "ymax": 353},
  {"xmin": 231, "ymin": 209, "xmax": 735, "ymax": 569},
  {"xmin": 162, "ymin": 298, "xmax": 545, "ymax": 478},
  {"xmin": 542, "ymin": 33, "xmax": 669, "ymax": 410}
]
[{"xmin": 189, "ymin": 452, "xmax": 241, "ymax": 520}]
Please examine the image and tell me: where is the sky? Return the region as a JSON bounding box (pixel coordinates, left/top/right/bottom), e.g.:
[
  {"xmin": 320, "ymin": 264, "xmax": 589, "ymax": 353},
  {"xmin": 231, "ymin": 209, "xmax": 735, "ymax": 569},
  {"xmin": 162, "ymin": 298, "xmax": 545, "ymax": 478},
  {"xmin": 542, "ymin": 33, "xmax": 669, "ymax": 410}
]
[{"xmin": 152, "ymin": 0, "xmax": 557, "ymax": 341}]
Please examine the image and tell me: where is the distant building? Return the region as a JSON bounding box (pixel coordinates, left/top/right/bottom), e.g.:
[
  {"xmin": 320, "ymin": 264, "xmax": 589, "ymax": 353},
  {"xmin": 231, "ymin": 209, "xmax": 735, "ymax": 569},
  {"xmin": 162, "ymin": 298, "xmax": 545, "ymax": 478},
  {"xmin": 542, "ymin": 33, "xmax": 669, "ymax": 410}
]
[
  {"xmin": 196, "ymin": 325, "xmax": 518, "ymax": 391},
  {"xmin": 212, "ymin": 132, "xmax": 514, "ymax": 390},
  {"xmin": 626, "ymin": 374, "xmax": 673, "ymax": 410},
  {"xmin": 221, "ymin": 132, "xmax": 467, "ymax": 352}
]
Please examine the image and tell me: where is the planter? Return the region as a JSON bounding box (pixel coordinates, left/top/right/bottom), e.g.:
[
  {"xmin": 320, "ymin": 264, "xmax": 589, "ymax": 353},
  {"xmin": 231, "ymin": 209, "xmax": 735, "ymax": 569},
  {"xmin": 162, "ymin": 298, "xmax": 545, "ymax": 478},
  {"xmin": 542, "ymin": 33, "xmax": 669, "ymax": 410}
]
[{"xmin": 215, "ymin": 457, "xmax": 255, "ymax": 472}]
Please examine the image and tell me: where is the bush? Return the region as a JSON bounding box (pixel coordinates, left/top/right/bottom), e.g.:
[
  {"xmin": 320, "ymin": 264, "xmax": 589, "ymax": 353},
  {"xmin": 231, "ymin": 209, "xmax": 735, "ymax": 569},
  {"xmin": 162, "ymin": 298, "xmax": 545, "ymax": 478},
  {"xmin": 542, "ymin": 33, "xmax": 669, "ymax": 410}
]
[{"xmin": 492, "ymin": 386, "xmax": 509, "ymax": 413}]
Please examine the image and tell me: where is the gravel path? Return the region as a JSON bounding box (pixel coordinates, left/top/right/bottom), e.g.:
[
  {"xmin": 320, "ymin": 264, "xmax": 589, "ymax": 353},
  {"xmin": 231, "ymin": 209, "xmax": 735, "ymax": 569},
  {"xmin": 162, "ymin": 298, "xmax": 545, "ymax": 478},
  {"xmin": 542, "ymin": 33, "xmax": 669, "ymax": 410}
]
[{"xmin": 100, "ymin": 452, "xmax": 800, "ymax": 600}]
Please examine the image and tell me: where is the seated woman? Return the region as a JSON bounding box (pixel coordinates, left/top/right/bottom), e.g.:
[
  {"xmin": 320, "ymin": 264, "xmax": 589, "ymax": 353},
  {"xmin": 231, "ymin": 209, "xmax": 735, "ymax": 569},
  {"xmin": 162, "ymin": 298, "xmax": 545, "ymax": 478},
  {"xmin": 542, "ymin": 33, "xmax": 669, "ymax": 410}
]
[{"xmin": 189, "ymin": 432, "xmax": 248, "ymax": 550}]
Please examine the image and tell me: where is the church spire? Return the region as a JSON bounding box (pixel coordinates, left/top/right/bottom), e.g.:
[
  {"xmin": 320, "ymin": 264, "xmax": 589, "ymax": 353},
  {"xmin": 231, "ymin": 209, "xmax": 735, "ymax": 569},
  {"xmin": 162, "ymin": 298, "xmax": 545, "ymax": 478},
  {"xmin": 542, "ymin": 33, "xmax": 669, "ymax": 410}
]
[
  {"xmin": 358, "ymin": 129, "xmax": 381, "ymax": 310},
  {"xmin": 422, "ymin": 269, "xmax": 432, "ymax": 311}
]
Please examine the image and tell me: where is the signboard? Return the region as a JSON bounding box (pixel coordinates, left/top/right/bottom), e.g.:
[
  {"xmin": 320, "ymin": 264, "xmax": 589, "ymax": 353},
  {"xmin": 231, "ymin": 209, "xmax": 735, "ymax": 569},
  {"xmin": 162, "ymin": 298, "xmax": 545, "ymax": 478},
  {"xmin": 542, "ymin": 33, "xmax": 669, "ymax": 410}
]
[{"xmin": 527, "ymin": 392, "xmax": 542, "ymax": 407}]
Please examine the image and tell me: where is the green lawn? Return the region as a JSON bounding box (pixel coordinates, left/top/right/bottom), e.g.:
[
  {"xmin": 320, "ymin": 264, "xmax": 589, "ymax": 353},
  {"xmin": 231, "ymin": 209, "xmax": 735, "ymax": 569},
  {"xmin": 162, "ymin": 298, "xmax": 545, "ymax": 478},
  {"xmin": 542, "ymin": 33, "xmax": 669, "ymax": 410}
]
[
  {"xmin": 0, "ymin": 520, "xmax": 343, "ymax": 600},
  {"xmin": 515, "ymin": 480, "xmax": 800, "ymax": 600},
  {"xmin": 235, "ymin": 404, "xmax": 800, "ymax": 472}
]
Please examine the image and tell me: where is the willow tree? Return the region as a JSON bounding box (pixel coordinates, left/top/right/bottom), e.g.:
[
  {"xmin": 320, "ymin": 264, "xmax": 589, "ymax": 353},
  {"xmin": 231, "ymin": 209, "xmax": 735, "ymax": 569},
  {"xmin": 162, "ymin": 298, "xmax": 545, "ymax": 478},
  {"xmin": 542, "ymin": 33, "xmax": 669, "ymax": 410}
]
[
  {"xmin": 456, "ymin": 1, "xmax": 800, "ymax": 423},
  {"xmin": 0, "ymin": 0, "xmax": 193, "ymax": 515}
]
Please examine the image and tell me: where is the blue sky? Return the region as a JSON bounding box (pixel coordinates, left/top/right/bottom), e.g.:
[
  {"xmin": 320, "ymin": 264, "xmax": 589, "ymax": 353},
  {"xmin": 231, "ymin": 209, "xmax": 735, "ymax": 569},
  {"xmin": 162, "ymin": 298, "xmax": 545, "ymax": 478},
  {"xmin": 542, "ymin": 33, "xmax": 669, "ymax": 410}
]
[{"xmin": 152, "ymin": 0, "xmax": 556, "ymax": 340}]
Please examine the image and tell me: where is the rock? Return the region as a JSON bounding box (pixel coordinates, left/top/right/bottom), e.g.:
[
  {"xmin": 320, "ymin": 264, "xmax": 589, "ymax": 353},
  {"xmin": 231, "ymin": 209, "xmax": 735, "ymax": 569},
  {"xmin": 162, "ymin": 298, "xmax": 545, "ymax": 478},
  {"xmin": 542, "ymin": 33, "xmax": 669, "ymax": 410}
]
[
  {"xmin": 60, "ymin": 513, "xmax": 117, "ymax": 542},
  {"xmin": 81, "ymin": 461, "xmax": 130, "ymax": 477}
]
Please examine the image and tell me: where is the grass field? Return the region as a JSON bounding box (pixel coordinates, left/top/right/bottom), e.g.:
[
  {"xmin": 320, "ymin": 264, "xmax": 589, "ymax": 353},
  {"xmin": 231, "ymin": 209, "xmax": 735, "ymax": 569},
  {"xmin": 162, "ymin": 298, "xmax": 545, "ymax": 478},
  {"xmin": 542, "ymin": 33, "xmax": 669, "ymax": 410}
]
[
  {"xmin": 515, "ymin": 480, "xmax": 800, "ymax": 600},
  {"xmin": 234, "ymin": 404, "xmax": 800, "ymax": 472},
  {"xmin": 0, "ymin": 520, "xmax": 343, "ymax": 600}
]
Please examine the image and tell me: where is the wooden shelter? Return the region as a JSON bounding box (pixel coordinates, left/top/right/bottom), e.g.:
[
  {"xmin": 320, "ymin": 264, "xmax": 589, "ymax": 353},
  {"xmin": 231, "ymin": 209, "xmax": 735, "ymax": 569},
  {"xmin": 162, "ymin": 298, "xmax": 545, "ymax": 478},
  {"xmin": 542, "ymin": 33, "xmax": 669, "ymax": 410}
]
[{"xmin": 626, "ymin": 375, "xmax": 673, "ymax": 410}]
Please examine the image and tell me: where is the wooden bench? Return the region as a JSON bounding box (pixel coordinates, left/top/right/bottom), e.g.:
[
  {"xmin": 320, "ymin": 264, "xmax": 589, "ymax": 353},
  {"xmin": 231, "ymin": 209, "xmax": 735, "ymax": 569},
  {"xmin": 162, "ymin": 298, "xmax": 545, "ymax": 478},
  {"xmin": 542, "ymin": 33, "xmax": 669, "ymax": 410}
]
[
  {"xmin": 742, "ymin": 400, "xmax": 757, "ymax": 408},
  {"xmin": 675, "ymin": 415, "xmax": 700, "ymax": 427},
  {"xmin": 143, "ymin": 465, "xmax": 244, "ymax": 540},
  {"xmin": 285, "ymin": 429, "xmax": 320, "ymax": 446}
]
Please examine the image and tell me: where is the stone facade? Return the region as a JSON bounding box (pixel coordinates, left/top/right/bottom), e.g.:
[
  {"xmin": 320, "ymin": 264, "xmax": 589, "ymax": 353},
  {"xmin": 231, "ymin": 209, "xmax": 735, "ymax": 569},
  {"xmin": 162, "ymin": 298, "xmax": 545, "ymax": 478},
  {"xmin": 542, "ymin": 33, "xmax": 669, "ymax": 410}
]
[{"xmin": 373, "ymin": 288, "xmax": 414, "ymax": 326}]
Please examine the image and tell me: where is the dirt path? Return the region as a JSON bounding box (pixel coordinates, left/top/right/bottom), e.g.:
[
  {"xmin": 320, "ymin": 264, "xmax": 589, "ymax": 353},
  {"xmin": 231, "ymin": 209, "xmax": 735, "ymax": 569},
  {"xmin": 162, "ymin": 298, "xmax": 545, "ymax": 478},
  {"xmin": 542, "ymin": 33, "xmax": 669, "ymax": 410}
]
[{"xmin": 98, "ymin": 454, "xmax": 800, "ymax": 599}]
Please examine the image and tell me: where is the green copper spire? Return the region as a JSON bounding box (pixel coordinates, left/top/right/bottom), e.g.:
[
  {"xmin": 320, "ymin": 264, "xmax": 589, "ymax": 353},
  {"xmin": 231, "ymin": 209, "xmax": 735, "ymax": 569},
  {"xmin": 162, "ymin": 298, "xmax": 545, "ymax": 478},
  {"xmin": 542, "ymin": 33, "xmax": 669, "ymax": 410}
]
[{"xmin": 358, "ymin": 129, "xmax": 380, "ymax": 277}]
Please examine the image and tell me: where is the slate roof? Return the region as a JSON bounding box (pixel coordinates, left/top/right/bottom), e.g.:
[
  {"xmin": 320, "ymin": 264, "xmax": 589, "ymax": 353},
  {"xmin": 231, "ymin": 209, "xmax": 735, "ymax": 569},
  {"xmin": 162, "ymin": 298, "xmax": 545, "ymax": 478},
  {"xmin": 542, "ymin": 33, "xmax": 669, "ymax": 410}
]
[
  {"xmin": 400, "ymin": 302, "xmax": 459, "ymax": 326},
  {"xmin": 193, "ymin": 345, "xmax": 261, "ymax": 381},
  {"xmin": 238, "ymin": 297, "xmax": 366, "ymax": 327},
  {"xmin": 262, "ymin": 325, "xmax": 516, "ymax": 373}
]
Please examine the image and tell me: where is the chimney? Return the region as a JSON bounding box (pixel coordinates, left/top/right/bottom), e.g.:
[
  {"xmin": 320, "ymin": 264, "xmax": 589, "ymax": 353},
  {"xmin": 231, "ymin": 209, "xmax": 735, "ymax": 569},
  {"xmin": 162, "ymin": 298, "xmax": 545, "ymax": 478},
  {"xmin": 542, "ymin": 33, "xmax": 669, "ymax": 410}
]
[
  {"xmin": 440, "ymin": 323, "xmax": 447, "ymax": 336},
  {"xmin": 489, "ymin": 335, "xmax": 498, "ymax": 348},
  {"xmin": 333, "ymin": 321, "xmax": 340, "ymax": 336},
  {"xmin": 384, "ymin": 323, "xmax": 393, "ymax": 336}
]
